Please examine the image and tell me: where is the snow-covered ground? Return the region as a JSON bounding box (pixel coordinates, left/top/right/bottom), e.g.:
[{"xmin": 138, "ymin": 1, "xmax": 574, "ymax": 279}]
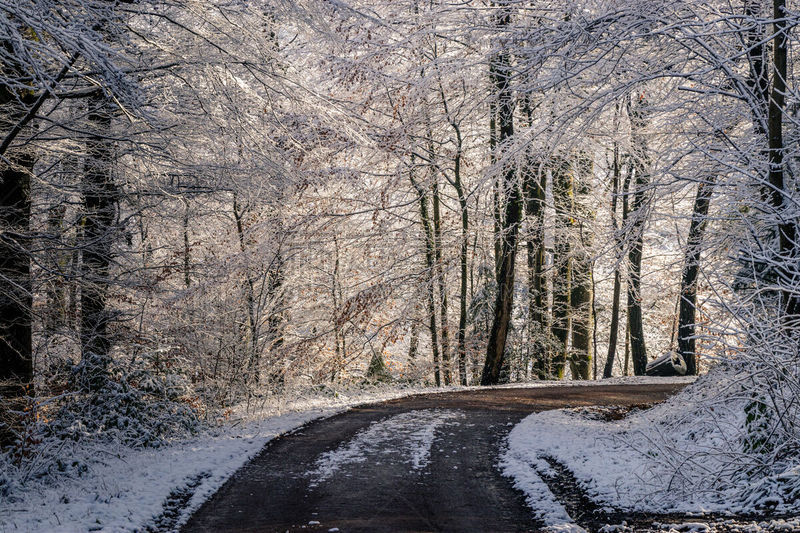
[{"xmin": 503, "ymin": 372, "xmax": 800, "ymax": 530}]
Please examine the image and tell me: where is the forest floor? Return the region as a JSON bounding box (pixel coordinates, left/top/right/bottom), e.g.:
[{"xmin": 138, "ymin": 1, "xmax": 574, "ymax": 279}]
[{"xmin": 180, "ymin": 382, "xmax": 797, "ymax": 533}]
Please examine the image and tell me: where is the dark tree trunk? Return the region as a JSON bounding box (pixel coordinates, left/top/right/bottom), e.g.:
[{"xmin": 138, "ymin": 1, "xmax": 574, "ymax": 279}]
[
  {"xmin": 411, "ymin": 169, "xmax": 441, "ymax": 386},
  {"xmin": 677, "ymin": 178, "xmax": 714, "ymax": 375},
  {"xmin": 451, "ymin": 128, "xmax": 469, "ymax": 385},
  {"xmin": 604, "ymin": 106, "xmax": 624, "ymax": 378},
  {"xmin": 233, "ymin": 196, "xmax": 260, "ymax": 387},
  {"xmin": 79, "ymin": 94, "xmax": 117, "ymax": 392},
  {"xmin": 570, "ymin": 156, "xmax": 594, "ymax": 380},
  {"xmin": 0, "ymin": 77, "xmax": 34, "ymax": 444},
  {"xmin": 521, "ymin": 98, "xmax": 549, "ymax": 380},
  {"xmin": 481, "ymin": 3, "xmax": 520, "ymax": 386},
  {"xmin": 266, "ymin": 248, "xmax": 285, "ymax": 386},
  {"xmin": 432, "ymin": 175, "xmax": 452, "ymax": 385},
  {"xmin": 551, "ymin": 157, "xmax": 573, "ymax": 379},
  {"xmin": 626, "ymin": 94, "xmax": 650, "ymax": 375},
  {"xmin": 768, "ymin": 0, "xmax": 800, "ymax": 322},
  {"xmin": 183, "ymin": 198, "xmax": 191, "ymax": 287}
]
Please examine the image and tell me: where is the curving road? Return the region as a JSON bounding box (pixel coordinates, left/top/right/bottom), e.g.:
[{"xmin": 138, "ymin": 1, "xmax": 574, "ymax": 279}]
[{"xmin": 182, "ymin": 383, "xmax": 687, "ymax": 533}]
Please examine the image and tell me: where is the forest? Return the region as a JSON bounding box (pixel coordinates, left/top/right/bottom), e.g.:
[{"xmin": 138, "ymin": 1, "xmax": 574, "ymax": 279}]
[{"xmin": 1, "ymin": 0, "xmax": 800, "ymax": 529}]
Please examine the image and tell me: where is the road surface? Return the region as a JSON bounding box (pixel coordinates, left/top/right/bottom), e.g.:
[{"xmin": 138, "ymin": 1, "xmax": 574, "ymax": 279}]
[{"xmin": 182, "ymin": 383, "xmax": 687, "ymax": 532}]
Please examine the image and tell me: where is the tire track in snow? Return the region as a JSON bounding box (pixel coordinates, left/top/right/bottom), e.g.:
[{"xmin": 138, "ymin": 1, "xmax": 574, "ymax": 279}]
[{"xmin": 307, "ymin": 409, "xmax": 464, "ymax": 487}]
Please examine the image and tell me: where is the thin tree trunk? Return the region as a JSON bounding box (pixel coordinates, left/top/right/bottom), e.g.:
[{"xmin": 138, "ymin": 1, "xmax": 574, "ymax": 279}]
[
  {"xmin": 432, "ymin": 175, "xmax": 452, "ymax": 385},
  {"xmin": 678, "ymin": 178, "xmax": 715, "ymax": 375},
  {"xmin": 183, "ymin": 197, "xmax": 191, "ymax": 287},
  {"xmin": 266, "ymin": 248, "xmax": 285, "ymax": 386},
  {"xmin": 452, "ymin": 130, "xmax": 469, "ymax": 385},
  {"xmin": 411, "ymin": 168, "xmax": 441, "ymax": 386},
  {"xmin": 604, "ymin": 105, "xmax": 624, "ymax": 378},
  {"xmin": 233, "ymin": 195, "xmax": 259, "ymax": 387}
]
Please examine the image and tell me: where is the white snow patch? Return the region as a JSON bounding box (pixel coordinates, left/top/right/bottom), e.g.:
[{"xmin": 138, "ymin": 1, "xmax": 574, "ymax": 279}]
[
  {"xmin": 308, "ymin": 409, "xmax": 463, "ymax": 486},
  {"xmin": 500, "ymin": 444, "xmax": 586, "ymax": 532}
]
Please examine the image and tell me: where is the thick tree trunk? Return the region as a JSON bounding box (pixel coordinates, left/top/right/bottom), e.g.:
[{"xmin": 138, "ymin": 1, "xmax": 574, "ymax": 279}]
[
  {"xmin": 481, "ymin": 3, "xmax": 520, "ymax": 386},
  {"xmin": 570, "ymin": 156, "xmax": 594, "ymax": 380},
  {"xmin": 0, "ymin": 112, "xmax": 33, "ymax": 446},
  {"xmin": 79, "ymin": 94, "xmax": 116, "ymax": 392},
  {"xmin": 626, "ymin": 94, "xmax": 650, "ymax": 375},
  {"xmin": 551, "ymin": 157, "xmax": 573, "ymax": 379},
  {"xmin": 677, "ymin": 178, "xmax": 714, "ymax": 375},
  {"xmin": 521, "ymin": 99, "xmax": 549, "ymax": 380},
  {"xmin": 570, "ymin": 250, "xmax": 592, "ymax": 380}
]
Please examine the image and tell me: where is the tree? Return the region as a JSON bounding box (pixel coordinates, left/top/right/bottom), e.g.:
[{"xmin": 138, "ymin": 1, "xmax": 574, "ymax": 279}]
[
  {"xmin": 626, "ymin": 93, "xmax": 650, "ymax": 376},
  {"xmin": 0, "ymin": 40, "xmax": 35, "ymax": 443},
  {"xmin": 482, "ymin": 1, "xmax": 521, "ymax": 386}
]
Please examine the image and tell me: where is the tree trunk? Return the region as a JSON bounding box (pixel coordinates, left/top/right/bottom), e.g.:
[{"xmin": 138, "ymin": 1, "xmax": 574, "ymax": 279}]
[
  {"xmin": 451, "ymin": 129, "xmax": 469, "ymax": 385},
  {"xmin": 233, "ymin": 196, "xmax": 260, "ymax": 387},
  {"xmin": 183, "ymin": 197, "xmax": 191, "ymax": 287},
  {"xmin": 677, "ymin": 178, "xmax": 714, "ymax": 375},
  {"xmin": 481, "ymin": 3, "xmax": 520, "ymax": 386},
  {"xmin": 521, "ymin": 98, "xmax": 549, "ymax": 380},
  {"xmin": 768, "ymin": 0, "xmax": 800, "ymax": 322},
  {"xmin": 432, "ymin": 175, "xmax": 452, "ymax": 385},
  {"xmin": 604, "ymin": 105, "xmax": 624, "ymax": 378},
  {"xmin": 551, "ymin": 157, "xmax": 573, "ymax": 379},
  {"xmin": 626, "ymin": 94, "xmax": 650, "ymax": 375},
  {"xmin": 570, "ymin": 156, "xmax": 594, "ymax": 380},
  {"xmin": 79, "ymin": 94, "xmax": 116, "ymax": 392},
  {"xmin": 411, "ymin": 168, "xmax": 441, "ymax": 386},
  {"xmin": 266, "ymin": 248, "xmax": 285, "ymax": 386},
  {"xmin": 0, "ymin": 46, "xmax": 34, "ymax": 443}
]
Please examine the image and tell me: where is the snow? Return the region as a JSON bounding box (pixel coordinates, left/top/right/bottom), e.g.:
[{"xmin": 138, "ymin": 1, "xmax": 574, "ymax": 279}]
[
  {"xmin": 0, "ymin": 410, "xmax": 324, "ymax": 533},
  {"xmin": 0, "ymin": 375, "xmax": 712, "ymax": 532},
  {"xmin": 503, "ymin": 371, "xmax": 800, "ymax": 519},
  {"xmin": 499, "ymin": 446, "xmax": 586, "ymax": 532},
  {"xmin": 308, "ymin": 409, "xmax": 463, "ymax": 486},
  {"xmin": 0, "ymin": 385, "xmax": 445, "ymax": 533}
]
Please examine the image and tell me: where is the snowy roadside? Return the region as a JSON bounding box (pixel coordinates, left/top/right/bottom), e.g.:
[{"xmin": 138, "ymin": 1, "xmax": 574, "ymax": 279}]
[
  {"xmin": 502, "ymin": 372, "xmax": 800, "ymax": 527},
  {"xmin": 0, "ymin": 385, "xmax": 448, "ymax": 533}
]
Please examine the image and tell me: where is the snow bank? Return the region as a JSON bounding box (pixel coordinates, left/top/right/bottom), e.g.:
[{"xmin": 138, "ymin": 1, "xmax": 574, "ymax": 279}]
[
  {"xmin": 0, "ymin": 410, "xmax": 326, "ymax": 532},
  {"xmin": 504, "ymin": 370, "xmax": 800, "ymax": 516}
]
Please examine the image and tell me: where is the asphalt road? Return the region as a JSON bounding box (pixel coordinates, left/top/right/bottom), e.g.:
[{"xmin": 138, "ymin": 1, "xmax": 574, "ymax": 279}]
[{"xmin": 181, "ymin": 383, "xmax": 687, "ymax": 533}]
